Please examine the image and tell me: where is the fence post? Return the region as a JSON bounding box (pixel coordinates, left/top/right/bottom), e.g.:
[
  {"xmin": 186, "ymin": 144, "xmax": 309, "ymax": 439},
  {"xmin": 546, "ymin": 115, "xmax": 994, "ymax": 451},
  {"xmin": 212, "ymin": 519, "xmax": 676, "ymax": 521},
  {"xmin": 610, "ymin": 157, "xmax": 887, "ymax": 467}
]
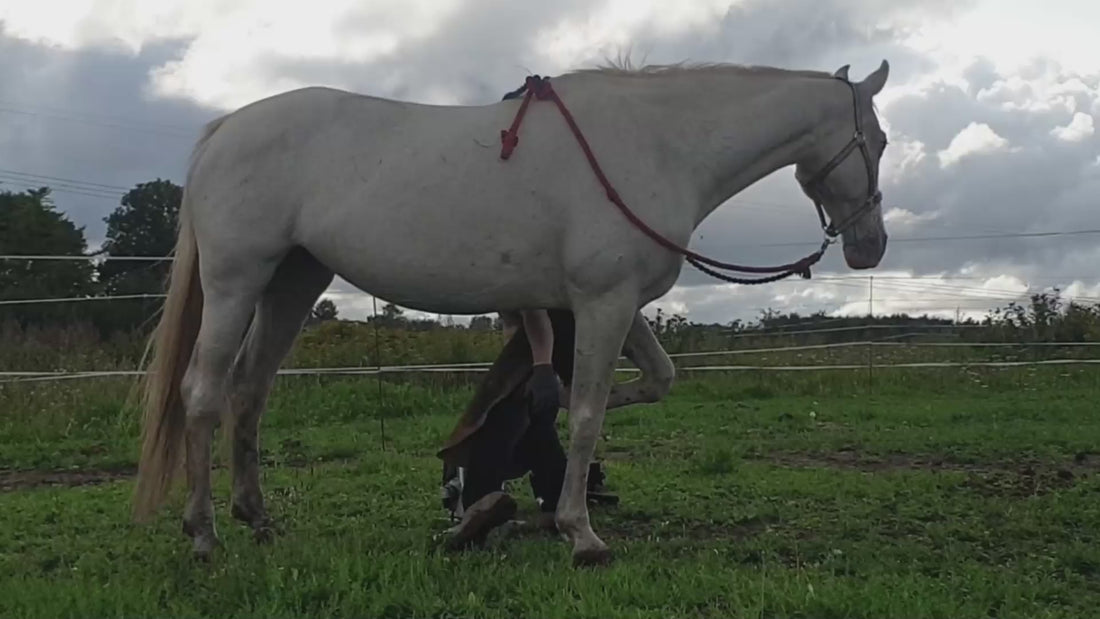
[
  {"xmin": 372, "ymin": 296, "xmax": 387, "ymax": 450},
  {"xmin": 867, "ymin": 276, "xmax": 874, "ymax": 392}
]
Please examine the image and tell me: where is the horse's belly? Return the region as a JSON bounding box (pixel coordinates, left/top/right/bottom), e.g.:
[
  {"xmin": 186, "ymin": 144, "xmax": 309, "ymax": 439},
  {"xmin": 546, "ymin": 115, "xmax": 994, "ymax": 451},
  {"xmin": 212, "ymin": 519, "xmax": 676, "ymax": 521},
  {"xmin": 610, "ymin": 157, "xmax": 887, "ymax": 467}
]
[{"xmin": 300, "ymin": 215, "xmax": 566, "ymax": 315}]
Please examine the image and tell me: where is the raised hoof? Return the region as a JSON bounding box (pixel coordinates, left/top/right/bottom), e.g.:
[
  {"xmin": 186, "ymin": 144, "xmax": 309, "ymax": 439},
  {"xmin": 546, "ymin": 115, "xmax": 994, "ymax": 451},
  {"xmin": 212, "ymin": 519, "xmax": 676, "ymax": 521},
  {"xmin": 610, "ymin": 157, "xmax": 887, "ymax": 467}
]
[{"xmin": 572, "ymin": 543, "xmax": 613, "ymax": 567}]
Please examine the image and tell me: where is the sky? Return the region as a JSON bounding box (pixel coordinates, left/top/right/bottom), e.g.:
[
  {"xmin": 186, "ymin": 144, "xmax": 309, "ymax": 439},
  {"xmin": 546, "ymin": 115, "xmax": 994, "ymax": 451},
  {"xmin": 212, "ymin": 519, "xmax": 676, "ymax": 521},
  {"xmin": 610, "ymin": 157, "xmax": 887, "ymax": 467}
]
[{"xmin": 1, "ymin": 0, "xmax": 1098, "ymax": 325}]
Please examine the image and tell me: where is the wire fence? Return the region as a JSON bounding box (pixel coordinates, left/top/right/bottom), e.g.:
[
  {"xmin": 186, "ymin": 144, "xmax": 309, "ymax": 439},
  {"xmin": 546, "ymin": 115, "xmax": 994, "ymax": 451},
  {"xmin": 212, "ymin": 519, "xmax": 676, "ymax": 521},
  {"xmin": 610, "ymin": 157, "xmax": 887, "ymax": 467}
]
[
  {"xmin": 4, "ymin": 340, "xmax": 1100, "ymax": 384},
  {"xmin": 3, "ymin": 254, "xmax": 1100, "ymax": 385}
]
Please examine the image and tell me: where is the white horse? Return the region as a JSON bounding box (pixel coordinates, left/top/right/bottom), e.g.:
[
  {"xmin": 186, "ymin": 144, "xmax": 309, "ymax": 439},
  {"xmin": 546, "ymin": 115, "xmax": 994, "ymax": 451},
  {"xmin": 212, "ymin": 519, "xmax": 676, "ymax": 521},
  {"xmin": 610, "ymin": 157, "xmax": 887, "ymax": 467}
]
[{"xmin": 133, "ymin": 59, "xmax": 891, "ymax": 566}]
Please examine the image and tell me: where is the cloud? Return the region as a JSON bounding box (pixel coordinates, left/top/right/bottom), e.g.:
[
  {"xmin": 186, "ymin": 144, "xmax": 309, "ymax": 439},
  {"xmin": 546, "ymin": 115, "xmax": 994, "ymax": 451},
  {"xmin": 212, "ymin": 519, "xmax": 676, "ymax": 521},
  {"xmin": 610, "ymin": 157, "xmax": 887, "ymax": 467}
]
[
  {"xmin": 883, "ymin": 207, "xmax": 940, "ymax": 231},
  {"xmin": 937, "ymin": 122, "xmax": 1011, "ymax": 167},
  {"xmin": 3, "ymin": 0, "xmax": 1100, "ymax": 325},
  {"xmin": 0, "ymin": 31, "xmax": 216, "ymax": 244},
  {"xmin": 1051, "ymin": 112, "xmax": 1095, "ymax": 142}
]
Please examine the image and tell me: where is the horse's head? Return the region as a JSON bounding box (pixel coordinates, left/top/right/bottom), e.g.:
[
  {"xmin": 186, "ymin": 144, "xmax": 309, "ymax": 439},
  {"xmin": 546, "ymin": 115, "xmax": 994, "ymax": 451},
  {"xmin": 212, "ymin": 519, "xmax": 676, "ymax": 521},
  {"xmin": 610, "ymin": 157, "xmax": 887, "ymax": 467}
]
[{"xmin": 795, "ymin": 60, "xmax": 890, "ymax": 270}]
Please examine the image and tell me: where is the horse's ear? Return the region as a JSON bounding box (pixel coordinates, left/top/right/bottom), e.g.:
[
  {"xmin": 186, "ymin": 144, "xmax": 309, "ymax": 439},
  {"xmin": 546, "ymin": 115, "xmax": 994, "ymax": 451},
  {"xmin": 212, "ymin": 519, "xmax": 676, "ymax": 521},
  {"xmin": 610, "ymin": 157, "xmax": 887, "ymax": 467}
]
[
  {"xmin": 861, "ymin": 59, "xmax": 890, "ymax": 95},
  {"xmin": 833, "ymin": 65, "xmax": 850, "ymax": 80}
]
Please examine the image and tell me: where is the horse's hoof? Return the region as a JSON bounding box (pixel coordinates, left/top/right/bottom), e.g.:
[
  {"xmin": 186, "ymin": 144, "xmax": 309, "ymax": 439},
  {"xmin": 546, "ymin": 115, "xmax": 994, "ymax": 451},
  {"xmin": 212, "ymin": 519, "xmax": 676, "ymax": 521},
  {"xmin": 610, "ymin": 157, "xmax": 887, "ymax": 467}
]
[
  {"xmin": 231, "ymin": 502, "xmax": 270, "ymax": 526},
  {"xmin": 191, "ymin": 537, "xmax": 219, "ymax": 561},
  {"xmin": 572, "ymin": 543, "xmax": 613, "ymax": 567},
  {"xmin": 184, "ymin": 520, "xmax": 220, "ymax": 560},
  {"xmin": 252, "ymin": 524, "xmax": 276, "ymax": 545}
]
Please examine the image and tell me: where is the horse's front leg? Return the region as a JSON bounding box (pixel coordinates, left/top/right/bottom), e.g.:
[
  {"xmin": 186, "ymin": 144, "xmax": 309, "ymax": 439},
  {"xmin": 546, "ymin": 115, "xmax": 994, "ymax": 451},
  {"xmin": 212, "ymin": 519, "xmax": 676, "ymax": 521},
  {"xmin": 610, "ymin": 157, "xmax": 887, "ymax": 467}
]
[
  {"xmin": 556, "ymin": 294, "xmax": 637, "ymax": 566},
  {"xmin": 558, "ymin": 310, "xmax": 675, "ymax": 411}
]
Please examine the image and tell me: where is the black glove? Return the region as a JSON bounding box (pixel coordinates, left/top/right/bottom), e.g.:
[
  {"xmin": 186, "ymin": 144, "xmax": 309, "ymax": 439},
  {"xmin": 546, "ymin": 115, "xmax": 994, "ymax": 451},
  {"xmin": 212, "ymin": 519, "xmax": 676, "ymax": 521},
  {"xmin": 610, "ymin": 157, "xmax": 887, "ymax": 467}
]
[{"xmin": 528, "ymin": 363, "xmax": 561, "ymax": 417}]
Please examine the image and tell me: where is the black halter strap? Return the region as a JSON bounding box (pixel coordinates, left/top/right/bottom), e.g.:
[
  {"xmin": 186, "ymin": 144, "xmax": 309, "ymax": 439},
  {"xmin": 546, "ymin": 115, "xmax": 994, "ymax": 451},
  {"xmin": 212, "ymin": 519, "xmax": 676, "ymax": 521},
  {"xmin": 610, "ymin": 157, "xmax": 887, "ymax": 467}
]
[{"xmin": 800, "ymin": 77, "xmax": 882, "ymax": 239}]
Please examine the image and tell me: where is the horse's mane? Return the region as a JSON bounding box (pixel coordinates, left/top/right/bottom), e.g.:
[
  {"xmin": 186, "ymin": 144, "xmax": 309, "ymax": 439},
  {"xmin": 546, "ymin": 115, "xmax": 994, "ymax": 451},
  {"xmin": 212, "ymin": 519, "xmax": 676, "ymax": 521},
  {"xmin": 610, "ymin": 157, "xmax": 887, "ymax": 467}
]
[{"xmin": 570, "ymin": 57, "xmax": 832, "ymax": 80}]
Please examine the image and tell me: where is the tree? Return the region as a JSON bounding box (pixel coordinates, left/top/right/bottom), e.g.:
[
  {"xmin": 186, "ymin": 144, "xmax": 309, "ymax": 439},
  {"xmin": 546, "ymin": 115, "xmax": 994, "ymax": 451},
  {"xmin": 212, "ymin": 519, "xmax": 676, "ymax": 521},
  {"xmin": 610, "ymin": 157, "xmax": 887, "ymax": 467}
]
[
  {"xmin": 308, "ymin": 298, "xmax": 339, "ymax": 325},
  {"xmin": 96, "ymin": 179, "xmax": 182, "ymax": 333},
  {"xmin": 0, "ymin": 188, "xmax": 96, "ymax": 327},
  {"xmin": 367, "ymin": 302, "xmax": 407, "ymax": 327},
  {"xmin": 469, "ymin": 315, "xmax": 494, "ymax": 331},
  {"xmin": 98, "ymin": 179, "xmax": 182, "ymax": 294},
  {"xmin": 382, "ymin": 302, "xmax": 405, "ymax": 323}
]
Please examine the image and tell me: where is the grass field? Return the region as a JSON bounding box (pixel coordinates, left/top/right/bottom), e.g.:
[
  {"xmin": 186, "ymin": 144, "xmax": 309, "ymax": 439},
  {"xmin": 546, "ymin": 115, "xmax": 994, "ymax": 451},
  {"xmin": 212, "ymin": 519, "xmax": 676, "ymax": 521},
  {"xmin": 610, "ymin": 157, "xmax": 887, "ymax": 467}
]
[{"xmin": 3, "ymin": 360, "xmax": 1100, "ymax": 617}]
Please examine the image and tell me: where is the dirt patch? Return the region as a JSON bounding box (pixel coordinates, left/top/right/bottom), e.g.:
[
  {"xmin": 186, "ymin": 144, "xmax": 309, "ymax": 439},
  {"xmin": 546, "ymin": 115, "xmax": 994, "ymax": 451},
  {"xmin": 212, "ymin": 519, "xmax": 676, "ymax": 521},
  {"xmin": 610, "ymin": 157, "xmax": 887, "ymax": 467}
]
[
  {"xmin": 602, "ymin": 511, "xmax": 779, "ymax": 542},
  {"xmin": 755, "ymin": 449, "xmax": 979, "ymax": 472},
  {"xmin": 0, "ymin": 447, "xmax": 359, "ymax": 493},
  {"xmin": 0, "ymin": 467, "xmax": 135, "ymax": 492},
  {"xmin": 961, "ymin": 464, "xmax": 1087, "ymax": 498},
  {"xmin": 753, "ymin": 449, "xmax": 1100, "ymax": 497}
]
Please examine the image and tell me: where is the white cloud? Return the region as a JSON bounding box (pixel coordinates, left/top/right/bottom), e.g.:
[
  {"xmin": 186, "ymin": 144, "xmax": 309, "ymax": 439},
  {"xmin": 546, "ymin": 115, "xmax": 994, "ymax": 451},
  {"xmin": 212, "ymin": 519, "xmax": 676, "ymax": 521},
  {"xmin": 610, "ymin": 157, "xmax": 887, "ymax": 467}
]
[
  {"xmin": 883, "ymin": 207, "xmax": 940, "ymax": 230},
  {"xmin": 937, "ymin": 122, "xmax": 1010, "ymax": 167},
  {"xmin": 880, "ymin": 137, "xmax": 927, "ymax": 179},
  {"xmin": 1, "ymin": 0, "xmax": 734, "ymax": 111},
  {"xmin": 1051, "ymin": 112, "xmax": 1095, "ymax": 142},
  {"xmin": 149, "ymin": 1, "xmax": 466, "ymax": 109},
  {"xmin": 902, "ymin": 0, "xmax": 1100, "ymax": 76},
  {"xmin": 830, "ymin": 272, "xmax": 1032, "ymax": 320},
  {"xmin": 1063, "ymin": 280, "xmax": 1100, "ymax": 300},
  {"xmin": 2, "ymin": 0, "xmax": 467, "ymax": 109},
  {"xmin": 536, "ymin": 0, "xmax": 733, "ymax": 68},
  {"xmin": 0, "ymin": 1, "xmax": 214, "ymax": 52},
  {"xmin": 976, "ymin": 69, "xmax": 1100, "ymax": 117}
]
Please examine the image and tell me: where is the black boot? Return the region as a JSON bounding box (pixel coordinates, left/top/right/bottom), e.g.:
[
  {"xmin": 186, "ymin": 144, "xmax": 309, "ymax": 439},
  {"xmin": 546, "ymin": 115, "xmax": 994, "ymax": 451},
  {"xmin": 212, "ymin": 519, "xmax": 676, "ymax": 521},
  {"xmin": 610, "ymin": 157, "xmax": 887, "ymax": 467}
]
[{"xmin": 443, "ymin": 491, "xmax": 517, "ymax": 551}]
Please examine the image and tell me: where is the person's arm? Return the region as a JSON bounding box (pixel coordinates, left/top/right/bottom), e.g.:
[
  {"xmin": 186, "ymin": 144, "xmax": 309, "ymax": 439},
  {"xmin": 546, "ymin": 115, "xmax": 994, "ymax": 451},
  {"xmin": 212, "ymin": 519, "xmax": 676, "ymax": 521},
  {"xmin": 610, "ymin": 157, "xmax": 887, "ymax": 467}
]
[
  {"xmin": 521, "ymin": 309, "xmax": 560, "ymax": 415},
  {"xmin": 521, "ymin": 309, "xmax": 553, "ymax": 366}
]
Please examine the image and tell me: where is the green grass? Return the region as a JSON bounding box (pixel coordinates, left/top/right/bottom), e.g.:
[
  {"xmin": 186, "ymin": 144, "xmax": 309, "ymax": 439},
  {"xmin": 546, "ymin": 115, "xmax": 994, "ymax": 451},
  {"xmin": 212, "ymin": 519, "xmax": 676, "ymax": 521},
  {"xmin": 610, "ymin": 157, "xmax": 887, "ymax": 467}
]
[{"xmin": 2, "ymin": 367, "xmax": 1100, "ymax": 617}]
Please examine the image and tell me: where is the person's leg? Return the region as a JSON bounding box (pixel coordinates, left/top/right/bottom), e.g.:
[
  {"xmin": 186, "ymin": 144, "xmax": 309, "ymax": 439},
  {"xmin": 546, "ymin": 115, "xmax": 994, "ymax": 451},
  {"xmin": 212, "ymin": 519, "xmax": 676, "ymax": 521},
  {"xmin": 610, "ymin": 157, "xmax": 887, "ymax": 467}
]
[
  {"xmin": 460, "ymin": 389, "xmax": 527, "ymax": 508},
  {"xmin": 445, "ymin": 389, "xmax": 527, "ymax": 550},
  {"xmin": 517, "ymin": 404, "xmax": 568, "ymax": 514},
  {"xmin": 517, "ymin": 407, "xmax": 621, "ymax": 520}
]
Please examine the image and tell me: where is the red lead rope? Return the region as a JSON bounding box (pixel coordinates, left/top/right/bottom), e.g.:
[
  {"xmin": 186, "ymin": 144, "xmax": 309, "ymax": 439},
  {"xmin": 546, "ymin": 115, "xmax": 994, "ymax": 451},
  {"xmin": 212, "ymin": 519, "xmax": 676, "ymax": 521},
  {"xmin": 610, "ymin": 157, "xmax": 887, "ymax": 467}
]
[{"xmin": 499, "ymin": 75, "xmax": 830, "ymax": 285}]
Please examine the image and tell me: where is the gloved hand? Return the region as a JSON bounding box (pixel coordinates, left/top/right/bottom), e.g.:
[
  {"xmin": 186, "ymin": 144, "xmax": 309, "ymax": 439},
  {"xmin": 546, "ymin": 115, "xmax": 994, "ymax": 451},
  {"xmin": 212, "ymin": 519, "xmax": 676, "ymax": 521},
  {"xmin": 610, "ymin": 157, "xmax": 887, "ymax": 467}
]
[{"xmin": 528, "ymin": 363, "xmax": 561, "ymax": 417}]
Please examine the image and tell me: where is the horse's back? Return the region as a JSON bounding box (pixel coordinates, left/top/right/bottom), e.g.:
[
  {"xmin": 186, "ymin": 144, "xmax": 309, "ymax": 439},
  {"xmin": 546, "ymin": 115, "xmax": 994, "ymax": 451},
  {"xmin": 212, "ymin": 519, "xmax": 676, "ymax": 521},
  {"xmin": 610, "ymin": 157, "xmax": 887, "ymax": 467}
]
[{"xmin": 180, "ymin": 79, "xmax": 677, "ymax": 314}]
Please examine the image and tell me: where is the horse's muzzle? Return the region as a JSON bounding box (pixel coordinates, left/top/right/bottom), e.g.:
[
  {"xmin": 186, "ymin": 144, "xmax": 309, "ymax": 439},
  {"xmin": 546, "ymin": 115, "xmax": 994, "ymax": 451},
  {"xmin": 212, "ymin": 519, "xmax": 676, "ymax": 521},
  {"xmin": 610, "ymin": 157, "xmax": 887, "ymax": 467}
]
[{"xmin": 843, "ymin": 233, "xmax": 887, "ymax": 270}]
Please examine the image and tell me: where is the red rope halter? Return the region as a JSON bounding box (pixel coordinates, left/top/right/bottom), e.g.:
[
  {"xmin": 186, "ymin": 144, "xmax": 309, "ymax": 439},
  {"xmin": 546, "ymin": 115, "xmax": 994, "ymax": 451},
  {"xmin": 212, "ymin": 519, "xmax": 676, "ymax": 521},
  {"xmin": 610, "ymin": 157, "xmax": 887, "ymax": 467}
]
[{"xmin": 499, "ymin": 75, "xmax": 830, "ymax": 285}]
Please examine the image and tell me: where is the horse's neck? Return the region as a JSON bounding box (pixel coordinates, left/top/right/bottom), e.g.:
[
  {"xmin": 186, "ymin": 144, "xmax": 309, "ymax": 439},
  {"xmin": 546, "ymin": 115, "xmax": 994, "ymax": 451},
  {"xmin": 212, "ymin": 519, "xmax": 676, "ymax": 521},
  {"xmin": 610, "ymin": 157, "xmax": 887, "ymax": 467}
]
[{"xmin": 626, "ymin": 73, "xmax": 840, "ymax": 226}]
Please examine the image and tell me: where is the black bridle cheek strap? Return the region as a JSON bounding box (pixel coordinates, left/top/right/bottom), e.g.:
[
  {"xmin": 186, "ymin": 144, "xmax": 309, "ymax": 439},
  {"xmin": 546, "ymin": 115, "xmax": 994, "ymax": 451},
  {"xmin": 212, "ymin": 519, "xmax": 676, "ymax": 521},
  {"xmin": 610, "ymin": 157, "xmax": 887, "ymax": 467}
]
[{"xmin": 800, "ymin": 77, "xmax": 882, "ymax": 240}]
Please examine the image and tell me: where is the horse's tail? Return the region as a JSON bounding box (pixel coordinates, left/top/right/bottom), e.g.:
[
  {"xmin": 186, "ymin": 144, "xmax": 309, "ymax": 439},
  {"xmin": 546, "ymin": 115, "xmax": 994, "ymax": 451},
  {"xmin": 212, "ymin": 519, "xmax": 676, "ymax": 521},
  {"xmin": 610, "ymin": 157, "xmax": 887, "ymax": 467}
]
[{"xmin": 131, "ymin": 115, "xmax": 226, "ymax": 522}]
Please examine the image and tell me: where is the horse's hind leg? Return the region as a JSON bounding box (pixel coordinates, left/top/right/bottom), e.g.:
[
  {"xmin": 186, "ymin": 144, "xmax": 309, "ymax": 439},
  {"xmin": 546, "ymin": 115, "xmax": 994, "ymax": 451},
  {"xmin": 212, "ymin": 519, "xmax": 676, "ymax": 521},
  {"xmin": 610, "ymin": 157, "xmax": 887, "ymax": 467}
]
[
  {"xmin": 180, "ymin": 253, "xmax": 282, "ymax": 558},
  {"xmin": 228, "ymin": 249, "xmax": 334, "ymax": 540}
]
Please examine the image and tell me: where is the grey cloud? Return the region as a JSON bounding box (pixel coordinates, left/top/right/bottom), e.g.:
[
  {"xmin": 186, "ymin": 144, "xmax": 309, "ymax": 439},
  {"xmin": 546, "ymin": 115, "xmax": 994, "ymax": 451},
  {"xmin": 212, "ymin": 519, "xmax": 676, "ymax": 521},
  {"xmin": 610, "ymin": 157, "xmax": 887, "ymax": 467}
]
[
  {"xmin": 881, "ymin": 60, "xmax": 1100, "ymax": 258},
  {"xmin": 677, "ymin": 55, "xmax": 1100, "ymax": 298},
  {"xmin": 963, "ymin": 57, "xmax": 999, "ymax": 95},
  {"xmin": 4, "ymin": 2, "xmax": 1100, "ymax": 324},
  {"xmin": 620, "ymin": 0, "xmax": 966, "ymax": 82},
  {"xmin": 269, "ymin": 0, "xmax": 594, "ymax": 106},
  {"xmin": 0, "ymin": 27, "xmax": 218, "ymax": 243}
]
